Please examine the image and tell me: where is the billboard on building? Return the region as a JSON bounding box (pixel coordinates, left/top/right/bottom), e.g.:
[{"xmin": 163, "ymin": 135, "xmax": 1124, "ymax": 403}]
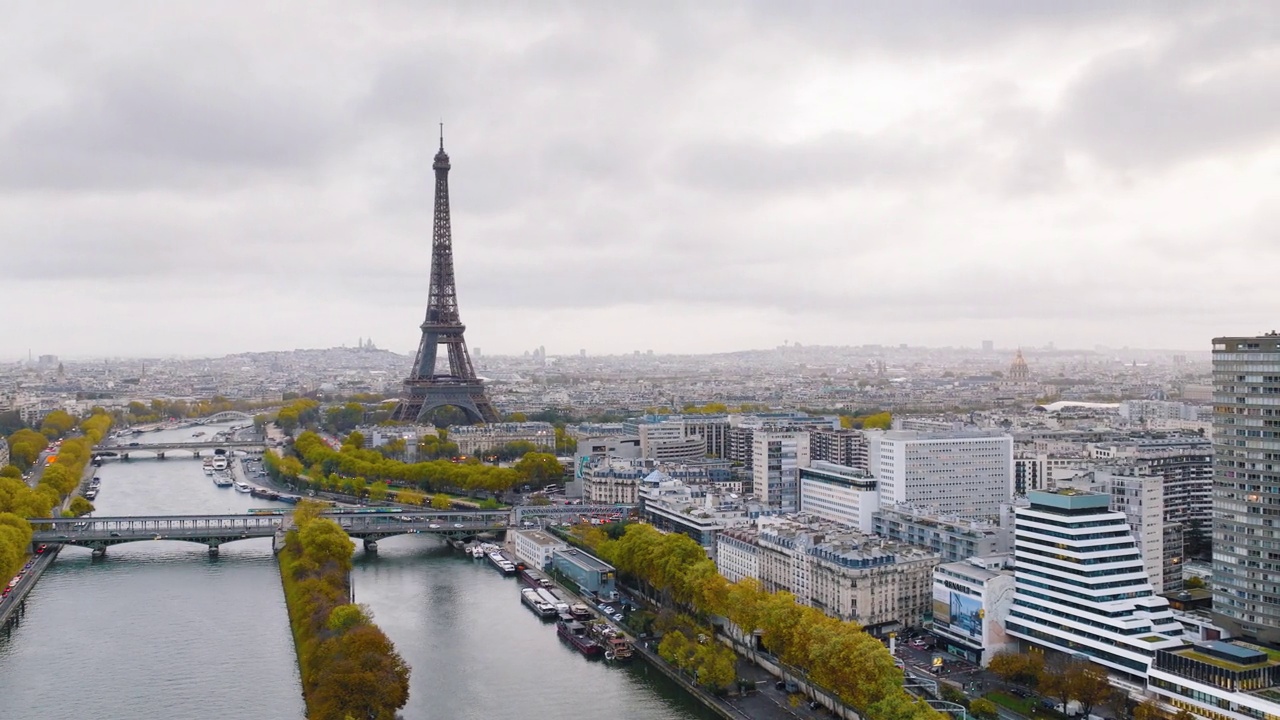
[
  {"xmin": 933, "ymin": 585, "xmax": 983, "ymax": 642},
  {"xmin": 948, "ymin": 592, "xmax": 983, "ymax": 641}
]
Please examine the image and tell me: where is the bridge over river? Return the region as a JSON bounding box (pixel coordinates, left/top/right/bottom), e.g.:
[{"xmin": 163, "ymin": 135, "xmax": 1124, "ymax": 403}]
[
  {"xmin": 30, "ymin": 509, "xmax": 512, "ymax": 556},
  {"xmin": 93, "ymin": 440, "xmax": 267, "ymax": 460}
]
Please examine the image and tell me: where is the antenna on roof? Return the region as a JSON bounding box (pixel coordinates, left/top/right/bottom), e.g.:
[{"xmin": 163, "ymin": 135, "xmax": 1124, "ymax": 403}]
[{"xmin": 439, "ymin": 121, "xmax": 444, "ymax": 150}]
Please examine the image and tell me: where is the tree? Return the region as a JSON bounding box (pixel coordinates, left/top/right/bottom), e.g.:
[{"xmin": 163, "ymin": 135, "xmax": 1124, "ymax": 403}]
[
  {"xmin": 514, "ymin": 452, "xmax": 563, "ymax": 485},
  {"xmin": 1069, "ymin": 663, "xmax": 1111, "ymax": 718},
  {"xmin": 1184, "ymin": 576, "xmax": 1206, "ymax": 589},
  {"xmin": 970, "ymin": 698, "xmax": 998, "ymax": 720},
  {"xmin": 430, "ymin": 493, "xmax": 452, "ymax": 510},
  {"xmin": 0, "ymin": 466, "xmax": 21, "ymax": 479},
  {"xmin": 988, "ymin": 651, "xmax": 1044, "ymax": 690},
  {"xmin": 68, "ymin": 496, "xmax": 95, "ymax": 517},
  {"xmin": 1133, "ymin": 699, "xmax": 1161, "ymax": 720},
  {"xmin": 39, "ymin": 409, "xmax": 78, "ymax": 439}
]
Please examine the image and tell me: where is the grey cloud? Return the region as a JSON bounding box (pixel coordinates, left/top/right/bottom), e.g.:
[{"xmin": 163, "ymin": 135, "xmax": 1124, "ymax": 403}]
[
  {"xmin": 0, "ymin": 60, "xmax": 347, "ymax": 192},
  {"xmin": 1053, "ymin": 11, "xmax": 1280, "ymax": 169}
]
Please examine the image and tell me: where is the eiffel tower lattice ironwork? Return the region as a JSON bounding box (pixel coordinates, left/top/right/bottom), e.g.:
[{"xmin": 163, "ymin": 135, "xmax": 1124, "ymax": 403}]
[{"xmin": 392, "ymin": 131, "xmax": 499, "ymax": 425}]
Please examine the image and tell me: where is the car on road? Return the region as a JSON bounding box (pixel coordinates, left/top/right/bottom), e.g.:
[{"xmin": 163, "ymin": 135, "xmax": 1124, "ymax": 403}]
[
  {"xmin": 429, "ymin": 523, "xmax": 441, "ymax": 529},
  {"xmin": 612, "ymin": 613, "xmax": 624, "ymax": 622},
  {"xmin": 600, "ymin": 605, "xmax": 615, "ymax": 614},
  {"xmin": 36, "ymin": 545, "xmax": 47, "ymax": 554},
  {"xmin": 453, "ymin": 523, "xmax": 464, "ymax": 528},
  {"xmin": 109, "ymin": 532, "xmax": 121, "ymax": 537}
]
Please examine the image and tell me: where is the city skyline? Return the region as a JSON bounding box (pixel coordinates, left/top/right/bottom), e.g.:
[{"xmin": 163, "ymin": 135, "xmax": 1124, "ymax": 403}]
[{"xmin": 3, "ymin": 3, "xmax": 1278, "ymax": 358}]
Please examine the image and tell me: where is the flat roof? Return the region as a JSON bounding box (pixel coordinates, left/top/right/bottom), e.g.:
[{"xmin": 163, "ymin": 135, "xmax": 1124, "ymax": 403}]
[{"xmin": 554, "ymin": 548, "xmax": 614, "ymax": 573}]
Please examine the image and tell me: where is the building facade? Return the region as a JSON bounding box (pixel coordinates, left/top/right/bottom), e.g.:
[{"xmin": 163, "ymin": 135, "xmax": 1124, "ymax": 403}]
[
  {"xmin": 752, "ymin": 430, "xmax": 810, "ymax": 512},
  {"xmin": 798, "ymin": 461, "xmax": 880, "ymax": 533},
  {"xmin": 931, "ymin": 556, "xmax": 1017, "ymax": 666},
  {"xmin": 811, "ymin": 429, "xmax": 871, "ymax": 473},
  {"xmin": 870, "ymin": 430, "xmax": 1014, "ymax": 520},
  {"xmin": 1211, "ymin": 335, "xmax": 1280, "ymax": 644},
  {"xmin": 715, "ymin": 519, "xmax": 938, "ymax": 636},
  {"xmin": 873, "ymin": 504, "xmax": 1013, "ymax": 564},
  {"xmin": 1006, "ymin": 490, "xmax": 1184, "ymax": 684},
  {"xmin": 511, "ymin": 528, "xmax": 568, "ymax": 570}
]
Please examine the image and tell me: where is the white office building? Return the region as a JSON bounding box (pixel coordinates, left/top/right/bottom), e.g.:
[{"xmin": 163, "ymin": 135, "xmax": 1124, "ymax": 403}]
[
  {"xmin": 511, "ymin": 528, "xmax": 569, "ymax": 571},
  {"xmin": 752, "ymin": 430, "xmax": 810, "ymax": 512},
  {"xmin": 1006, "ymin": 490, "xmax": 1184, "ymax": 684},
  {"xmin": 870, "ymin": 430, "xmax": 1014, "ymax": 520},
  {"xmin": 798, "ymin": 461, "xmax": 879, "ymax": 533}
]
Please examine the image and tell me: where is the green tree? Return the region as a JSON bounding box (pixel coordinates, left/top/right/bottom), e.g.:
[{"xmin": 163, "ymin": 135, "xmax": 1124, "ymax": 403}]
[
  {"xmin": 514, "ymin": 452, "xmax": 563, "ymax": 485},
  {"xmin": 68, "ymin": 496, "xmax": 95, "ymax": 517},
  {"xmin": 0, "ymin": 465, "xmax": 21, "ymax": 479},
  {"xmin": 969, "ymin": 699, "xmax": 998, "ymax": 720},
  {"xmin": 430, "ymin": 493, "xmax": 452, "ymax": 510},
  {"xmin": 39, "ymin": 409, "xmax": 78, "ymax": 439}
]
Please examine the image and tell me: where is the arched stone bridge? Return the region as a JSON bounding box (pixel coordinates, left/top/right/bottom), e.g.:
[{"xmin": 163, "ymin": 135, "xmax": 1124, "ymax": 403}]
[{"xmin": 31, "ymin": 510, "xmax": 513, "ymax": 556}]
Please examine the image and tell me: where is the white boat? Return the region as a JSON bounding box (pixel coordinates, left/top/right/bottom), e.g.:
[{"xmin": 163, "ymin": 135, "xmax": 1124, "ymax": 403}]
[
  {"xmin": 234, "ymin": 482, "xmax": 252, "ymax": 493},
  {"xmin": 213, "ymin": 473, "xmax": 233, "ymax": 488},
  {"xmin": 212, "ymin": 457, "xmax": 228, "ymax": 471}
]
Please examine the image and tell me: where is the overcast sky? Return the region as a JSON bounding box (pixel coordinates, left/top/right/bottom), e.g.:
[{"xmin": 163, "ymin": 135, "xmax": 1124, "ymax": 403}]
[{"xmin": 2, "ymin": 2, "xmax": 1277, "ymax": 360}]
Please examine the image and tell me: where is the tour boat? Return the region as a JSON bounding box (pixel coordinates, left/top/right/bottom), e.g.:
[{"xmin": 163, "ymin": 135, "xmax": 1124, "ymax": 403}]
[
  {"xmin": 211, "ymin": 457, "xmax": 228, "ymax": 471},
  {"xmin": 488, "ymin": 551, "xmax": 516, "ymax": 575},
  {"xmin": 212, "ymin": 473, "xmax": 233, "ymax": 488},
  {"xmin": 234, "ymin": 482, "xmax": 252, "ymax": 493}
]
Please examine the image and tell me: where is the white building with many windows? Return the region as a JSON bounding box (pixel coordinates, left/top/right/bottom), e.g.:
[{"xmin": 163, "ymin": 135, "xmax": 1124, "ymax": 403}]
[
  {"xmin": 869, "ymin": 430, "xmax": 1013, "ymax": 520},
  {"xmin": 1005, "ymin": 489, "xmax": 1184, "ymax": 685},
  {"xmin": 511, "ymin": 528, "xmax": 568, "ymax": 571},
  {"xmin": 798, "ymin": 461, "xmax": 879, "ymax": 533}
]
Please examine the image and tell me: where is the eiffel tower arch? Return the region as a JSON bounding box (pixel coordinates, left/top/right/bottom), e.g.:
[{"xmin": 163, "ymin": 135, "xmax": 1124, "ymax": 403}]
[{"xmin": 392, "ymin": 131, "xmax": 500, "ymax": 425}]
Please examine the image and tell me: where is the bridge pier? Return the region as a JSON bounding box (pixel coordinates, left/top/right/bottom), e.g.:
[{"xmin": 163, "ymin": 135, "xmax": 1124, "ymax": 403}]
[
  {"xmin": 363, "ymin": 538, "xmax": 378, "ymax": 553},
  {"xmin": 208, "ymin": 545, "xmax": 219, "ymax": 557},
  {"xmin": 91, "ymin": 545, "xmax": 107, "ymax": 558},
  {"xmin": 157, "ymin": 452, "xmax": 165, "ymax": 460}
]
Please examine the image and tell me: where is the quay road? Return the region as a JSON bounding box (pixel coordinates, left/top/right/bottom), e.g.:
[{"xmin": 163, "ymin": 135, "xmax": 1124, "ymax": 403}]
[
  {"xmin": 0, "ymin": 543, "xmax": 59, "ymax": 632},
  {"xmin": 30, "ymin": 509, "xmax": 514, "ymax": 555}
]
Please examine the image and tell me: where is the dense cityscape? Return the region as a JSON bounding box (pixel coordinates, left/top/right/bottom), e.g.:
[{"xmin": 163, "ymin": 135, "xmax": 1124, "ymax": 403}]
[{"xmin": 2, "ymin": 4, "xmax": 1276, "ymax": 720}]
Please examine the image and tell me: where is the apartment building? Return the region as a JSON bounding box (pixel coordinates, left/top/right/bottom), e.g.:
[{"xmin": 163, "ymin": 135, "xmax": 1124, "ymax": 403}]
[{"xmin": 870, "ymin": 430, "xmax": 1014, "ymax": 520}]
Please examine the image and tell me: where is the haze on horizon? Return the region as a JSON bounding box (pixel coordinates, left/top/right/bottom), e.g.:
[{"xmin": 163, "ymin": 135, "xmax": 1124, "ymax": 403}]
[{"xmin": 2, "ymin": 3, "xmax": 1277, "ymax": 360}]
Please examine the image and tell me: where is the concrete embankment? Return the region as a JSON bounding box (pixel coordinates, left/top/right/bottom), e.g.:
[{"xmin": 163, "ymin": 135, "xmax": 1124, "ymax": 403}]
[{"xmin": 0, "ymin": 544, "xmax": 62, "ymax": 633}]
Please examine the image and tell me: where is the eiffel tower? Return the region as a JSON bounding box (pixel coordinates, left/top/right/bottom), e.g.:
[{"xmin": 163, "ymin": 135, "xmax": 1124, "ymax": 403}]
[{"xmin": 392, "ymin": 130, "xmax": 499, "ymax": 425}]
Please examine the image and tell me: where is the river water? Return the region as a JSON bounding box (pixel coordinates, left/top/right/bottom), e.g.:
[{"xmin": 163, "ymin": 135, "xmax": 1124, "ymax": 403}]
[{"xmin": 0, "ymin": 422, "xmax": 716, "ymax": 720}]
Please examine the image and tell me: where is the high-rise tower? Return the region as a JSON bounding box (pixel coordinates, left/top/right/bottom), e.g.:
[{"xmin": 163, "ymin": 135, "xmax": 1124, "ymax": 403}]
[
  {"xmin": 391, "ymin": 132, "xmax": 499, "ymax": 425},
  {"xmin": 1211, "ymin": 334, "xmax": 1280, "ymax": 643}
]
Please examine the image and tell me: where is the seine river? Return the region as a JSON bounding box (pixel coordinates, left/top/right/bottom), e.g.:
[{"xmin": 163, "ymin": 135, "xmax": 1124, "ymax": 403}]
[{"xmin": 0, "ymin": 423, "xmax": 715, "ymax": 720}]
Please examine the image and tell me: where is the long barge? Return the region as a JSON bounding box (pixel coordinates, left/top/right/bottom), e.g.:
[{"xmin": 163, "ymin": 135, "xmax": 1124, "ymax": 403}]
[
  {"xmin": 521, "ymin": 588, "xmax": 558, "ymax": 619},
  {"xmin": 557, "ymin": 619, "xmax": 603, "ymax": 658}
]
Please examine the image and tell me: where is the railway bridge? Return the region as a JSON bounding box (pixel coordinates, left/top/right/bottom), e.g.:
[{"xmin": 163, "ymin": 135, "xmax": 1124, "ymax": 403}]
[{"xmin": 29, "ymin": 509, "xmax": 511, "ymax": 556}]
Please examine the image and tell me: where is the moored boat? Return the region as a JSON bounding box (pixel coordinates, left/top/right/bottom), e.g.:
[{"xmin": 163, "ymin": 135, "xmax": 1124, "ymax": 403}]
[
  {"xmin": 488, "ymin": 551, "xmax": 516, "ymax": 575},
  {"xmin": 588, "ymin": 621, "xmax": 633, "ymax": 663},
  {"xmin": 212, "ymin": 473, "xmax": 233, "ymax": 487},
  {"xmin": 557, "ymin": 620, "xmax": 602, "ymax": 658},
  {"xmin": 233, "ymin": 481, "xmax": 252, "ymax": 493},
  {"xmin": 521, "ymin": 587, "xmax": 558, "ymax": 618}
]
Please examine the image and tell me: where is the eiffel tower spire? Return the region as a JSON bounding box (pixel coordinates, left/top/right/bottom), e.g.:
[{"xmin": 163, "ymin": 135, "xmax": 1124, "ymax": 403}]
[{"xmin": 392, "ymin": 134, "xmax": 499, "ymax": 425}]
